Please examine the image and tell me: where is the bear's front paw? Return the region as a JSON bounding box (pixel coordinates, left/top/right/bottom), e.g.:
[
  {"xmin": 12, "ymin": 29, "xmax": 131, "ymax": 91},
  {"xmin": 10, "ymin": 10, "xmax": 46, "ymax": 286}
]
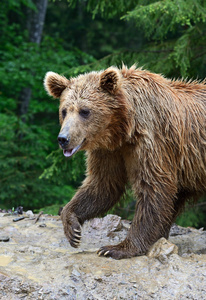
[
  {"xmin": 61, "ymin": 210, "xmax": 81, "ymax": 248},
  {"xmin": 97, "ymin": 242, "xmax": 143, "ymax": 260}
]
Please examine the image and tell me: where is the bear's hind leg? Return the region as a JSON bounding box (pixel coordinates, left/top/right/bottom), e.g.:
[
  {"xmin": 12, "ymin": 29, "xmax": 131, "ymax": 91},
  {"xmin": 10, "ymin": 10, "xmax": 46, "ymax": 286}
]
[{"xmin": 97, "ymin": 181, "xmax": 177, "ymax": 259}]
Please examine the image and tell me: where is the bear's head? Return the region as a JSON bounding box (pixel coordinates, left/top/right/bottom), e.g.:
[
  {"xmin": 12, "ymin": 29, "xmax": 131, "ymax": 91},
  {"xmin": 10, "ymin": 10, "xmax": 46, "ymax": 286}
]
[{"xmin": 44, "ymin": 67, "xmax": 133, "ymax": 157}]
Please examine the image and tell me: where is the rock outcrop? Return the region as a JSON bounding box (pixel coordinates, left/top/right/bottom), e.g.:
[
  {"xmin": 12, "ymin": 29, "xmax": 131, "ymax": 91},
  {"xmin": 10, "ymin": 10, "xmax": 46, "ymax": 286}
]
[{"xmin": 0, "ymin": 213, "xmax": 206, "ymax": 299}]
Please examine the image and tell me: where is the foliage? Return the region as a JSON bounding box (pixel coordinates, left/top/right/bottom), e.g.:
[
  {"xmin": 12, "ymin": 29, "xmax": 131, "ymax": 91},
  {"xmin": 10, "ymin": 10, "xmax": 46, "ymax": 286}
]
[
  {"xmin": 176, "ymin": 203, "xmax": 206, "ymax": 228},
  {"xmin": 67, "ymin": 0, "xmax": 137, "ymax": 18},
  {"xmin": 34, "ymin": 204, "xmax": 64, "ymax": 215},
  {"xmin": 124, "ymin": 0, "xmax": 206, "ymax": 38},
  {"xmin": 122, "ymin": 0, "xmax": 206, "ymax": 78},
  {"xmin": 45, "ymin": 0, "xmax": 144, "ymax": 59},
  {"xmin": 0, "ymin": 111, "xmax": 78, "ymax": 209},
  {"xmin": 0, "ymin": 0, "xmax": 93, "ymax": 210},
  {"xmin": 65, "ymin": 0, "xmax": 206, "ymax": 78}
]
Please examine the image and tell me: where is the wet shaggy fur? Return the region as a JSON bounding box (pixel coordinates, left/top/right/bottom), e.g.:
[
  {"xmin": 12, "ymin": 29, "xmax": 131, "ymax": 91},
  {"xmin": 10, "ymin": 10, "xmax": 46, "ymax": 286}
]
[{"xmin": 44, "ymin": 65, "xmax": 206, "ymax": 259}]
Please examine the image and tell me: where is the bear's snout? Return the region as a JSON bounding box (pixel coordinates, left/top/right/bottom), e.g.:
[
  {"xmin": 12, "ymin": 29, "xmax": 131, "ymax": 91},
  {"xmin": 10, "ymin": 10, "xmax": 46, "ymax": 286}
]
[{"xmin": 57, "ymin": 133, "xmax": 70, "ymax": 148}]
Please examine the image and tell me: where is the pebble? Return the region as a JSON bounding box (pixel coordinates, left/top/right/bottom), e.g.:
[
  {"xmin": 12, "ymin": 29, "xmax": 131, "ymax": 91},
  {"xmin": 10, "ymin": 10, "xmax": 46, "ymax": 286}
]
[
  {"xmin": 26, "ymin": 210, "xmax": 34, "ymax": 218},
  {"xmin": 39, "ymin": 224, "xmax": 47, "ymax": 227},
  {"xmin": 0, "ymin": 236, "xmax": 10, "ymax": 242}
]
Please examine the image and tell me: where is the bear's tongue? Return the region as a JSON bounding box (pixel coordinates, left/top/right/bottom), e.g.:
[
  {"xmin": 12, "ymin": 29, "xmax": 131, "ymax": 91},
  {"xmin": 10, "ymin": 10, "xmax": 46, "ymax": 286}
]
[
  {"xmin": 63, "ymin": 149, "xmax": 74, "ymax": 157},
  {"xmin": 63, "ymin": 144, "xmax": 81, "ymax": 157}
]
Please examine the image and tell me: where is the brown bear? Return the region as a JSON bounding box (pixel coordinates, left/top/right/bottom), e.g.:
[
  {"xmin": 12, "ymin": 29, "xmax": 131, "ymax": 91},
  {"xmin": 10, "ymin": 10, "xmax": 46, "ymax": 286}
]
[{"xmin": 44, "ymin": 65, "xmax": 206, "ymax": 259}]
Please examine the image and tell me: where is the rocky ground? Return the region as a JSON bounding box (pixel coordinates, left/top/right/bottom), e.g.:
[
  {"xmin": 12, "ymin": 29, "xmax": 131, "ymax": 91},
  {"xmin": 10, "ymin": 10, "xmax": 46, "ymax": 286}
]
[{"xmin": 0, "ymin": 213, "xmax": 206, "ymax": 300}]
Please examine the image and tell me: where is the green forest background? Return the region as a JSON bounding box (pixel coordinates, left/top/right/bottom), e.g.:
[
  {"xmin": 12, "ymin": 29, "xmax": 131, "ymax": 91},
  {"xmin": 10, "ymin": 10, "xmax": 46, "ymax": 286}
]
[{"xmin": 1, "ymin": 0, "xmax": 206, "ymax": 228}]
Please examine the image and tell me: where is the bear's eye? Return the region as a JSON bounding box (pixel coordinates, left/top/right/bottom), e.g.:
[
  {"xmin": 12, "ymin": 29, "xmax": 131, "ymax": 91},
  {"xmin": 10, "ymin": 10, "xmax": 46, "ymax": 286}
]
[
  {"xmin": 79, "ymin": 108, "xmax": 90, "ymax": 119},
  {"xmin": 62, "ymin": 109, "xmax": 67, "ymax": 119}
]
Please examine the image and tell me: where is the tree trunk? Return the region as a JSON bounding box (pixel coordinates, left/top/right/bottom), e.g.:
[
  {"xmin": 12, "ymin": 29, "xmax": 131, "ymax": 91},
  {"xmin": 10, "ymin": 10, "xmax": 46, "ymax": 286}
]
[
  {"xmin": 77, "ymin": 1, "xmax": 87, "ymax": 53},
  {"xmin": 18, "ymin": 87, "xmax": 32, "ymax": 118},
  {"xmin": 27, "ymin": 0, "xmax": 48, "ymax": 45},
  {"xmin": 18, "ymin": 0, "xmax": 48, "ymax": 118}
]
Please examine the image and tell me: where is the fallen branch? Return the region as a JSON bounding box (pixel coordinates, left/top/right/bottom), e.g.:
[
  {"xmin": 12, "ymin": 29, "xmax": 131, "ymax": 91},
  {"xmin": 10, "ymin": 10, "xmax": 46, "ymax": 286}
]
[{"xmin": 34, "ymin": 211, "xmax": 43, "ymax": 224}]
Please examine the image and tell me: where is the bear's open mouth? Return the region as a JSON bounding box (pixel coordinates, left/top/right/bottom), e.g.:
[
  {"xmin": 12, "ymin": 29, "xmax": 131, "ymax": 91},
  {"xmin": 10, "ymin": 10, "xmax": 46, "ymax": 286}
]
[{"xmin": 63, "ymin": 139, "xmax": 85, "ymax": 158}]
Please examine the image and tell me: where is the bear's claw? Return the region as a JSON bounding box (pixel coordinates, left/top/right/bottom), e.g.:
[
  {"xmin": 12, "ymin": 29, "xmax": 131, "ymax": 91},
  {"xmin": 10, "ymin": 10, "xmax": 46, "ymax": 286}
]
[
  {"xmin": 70, "ymin": 240, "xmax": 80, "ymax": 248},
  {"xmin": 74, "ymin": 233, "xmax": 81, "ymax": 239},
  {"xmin": 97, "ymin": 243, "xmax": 140, "ymax": 259},
  {"xmin": 97, "ymin": 249, "xmax": 110, "ymax": 256},
  {"xmin": 68, "ymin": 227, "xmax": 82, "ymax": 248},
  {"xmin": 61, "ymin": 211, "xmax": 82, "ymax": 248}
]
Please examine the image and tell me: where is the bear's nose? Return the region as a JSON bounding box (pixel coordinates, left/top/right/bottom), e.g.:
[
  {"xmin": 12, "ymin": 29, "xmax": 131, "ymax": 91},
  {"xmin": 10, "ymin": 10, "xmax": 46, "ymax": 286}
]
[{"xmin": 57, "ymin": 134, "xmax": 69, "ymax": 148}]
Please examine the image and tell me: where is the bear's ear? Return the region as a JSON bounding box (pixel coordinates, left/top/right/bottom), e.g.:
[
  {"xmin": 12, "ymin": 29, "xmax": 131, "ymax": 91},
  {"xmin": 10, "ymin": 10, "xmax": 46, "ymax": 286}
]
[
  {"xmin": 100, "ymin": 67, "xmax": 121, "ymax": 94},
  {"xmin": 44, "ymin": 71, "xmax": 70, "ymax": 98}
]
